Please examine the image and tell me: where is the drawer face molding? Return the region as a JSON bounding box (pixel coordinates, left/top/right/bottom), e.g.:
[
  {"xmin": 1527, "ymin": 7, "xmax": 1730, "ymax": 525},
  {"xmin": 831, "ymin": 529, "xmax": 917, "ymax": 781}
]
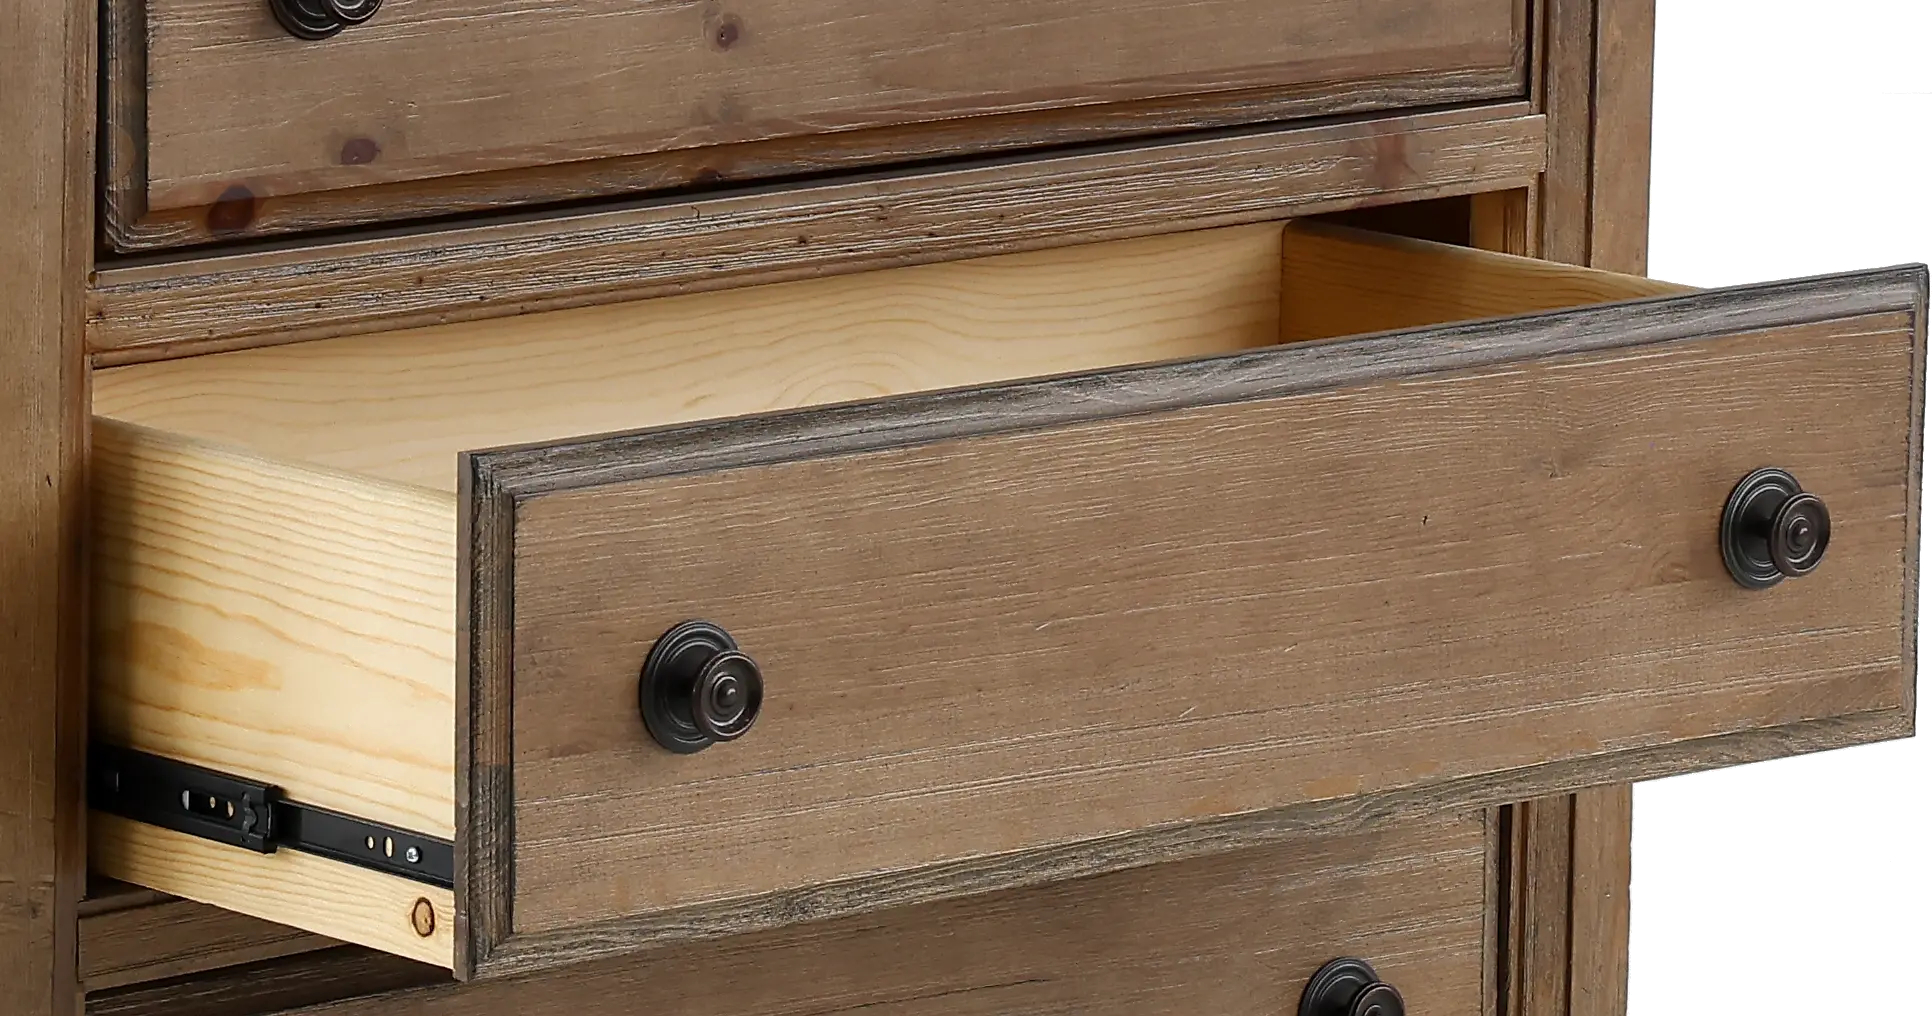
[
  {"xmin": 104, "ymin": 0, "xmax": 1527, "ymax": 247},
  {"xmin": 87, "ymin": 224, "xmax": 1926, "ymax": 979},
  {"xmin": 472, "ymin": 270, "xmax": 1924, "ymax": 977}
]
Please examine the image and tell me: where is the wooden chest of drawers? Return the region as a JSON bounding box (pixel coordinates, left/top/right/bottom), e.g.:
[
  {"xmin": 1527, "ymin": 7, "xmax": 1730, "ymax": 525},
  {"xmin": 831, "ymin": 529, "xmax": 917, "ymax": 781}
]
[
  {"xmin": 1, "ymin": 3, "xmax": 1919, "ymax": 1016},
  {"xmin": 83, "ymin": 220, "xmax": 1924, "ymax": 982}
]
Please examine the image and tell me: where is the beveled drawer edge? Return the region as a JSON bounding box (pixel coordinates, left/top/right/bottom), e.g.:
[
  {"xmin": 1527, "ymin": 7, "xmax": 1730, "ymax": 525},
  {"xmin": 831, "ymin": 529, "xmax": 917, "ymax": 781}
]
[
  {"xmin": 457, "ymin": 263, "xmax": 1926, "ymax": 979},
  {"xmin": 89, "ymin": 104, "xmax": 1544, "ymax": 363},
  {"xmin": 466, "ymin": 265, "xmax": 1926, "ymax": 496},
  {"xmin": 104, "ymin": 69, "xmax": 1527, "ymax": 255},
  {"xmin": 463, "ymin": 710, "xmax": 1908, "ymax": 980}
]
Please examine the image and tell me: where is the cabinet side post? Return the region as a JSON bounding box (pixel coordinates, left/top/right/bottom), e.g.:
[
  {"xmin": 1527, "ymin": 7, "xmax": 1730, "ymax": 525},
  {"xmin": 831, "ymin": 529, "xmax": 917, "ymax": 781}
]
[
  {"xmin": 0, "ymin": 0, "xmax": 98, "ymax": 1013},
  {"xmin": 1504, "ymin": 2, "xmax": 1654, "ymax": 1015}
]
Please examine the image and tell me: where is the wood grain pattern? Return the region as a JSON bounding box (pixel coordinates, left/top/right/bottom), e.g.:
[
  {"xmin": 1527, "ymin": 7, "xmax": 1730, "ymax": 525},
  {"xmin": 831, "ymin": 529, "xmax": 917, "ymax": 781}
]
[
  {"xmin": 315, "ymin": 815, "xmax": 1487, "ymax": 1016},
  {"xmin": 100, "ymin": 0, "xmax": 147, "ymax": 256},
  {"xmin": 1562, "ymin": 10, "xmax": 1658, "ymax": 1012},
  {"xmin": 1506, "ymin": 796, "xmax": 1573, "ymax": 1016},
  {"xmin": 93, "ymin": 225, "xmax": 1286, "ymax": 492},
  {"xmin": 0, "ymin": 0, "xmax": 93, "ymax": 1011},
  {"xmin": 89, "ymin": 818, "xmax": 453, "ymax": 968},
  {"xmin": 87, "ymin": 107, "xmax": 1548, "ymax": 361},
  {"xmin": 119, "ymin": 0, "xmax": 1523, "ymax": 222},
  {"xmin": 1471, "ymin": 188, "xmax": 1533, "ymax": 257},
  {"xmin": 84, "ymin": 946, "xmax": 444, "ymax": 1016},
  {"xmin": 1280, "ymin": 220, "xmax": 1688, "ymax": 342},
  {"xmin": 1566, "ymin": 784, "xmax": 1634, "ymax": 1016},
  {"xmin": 1589, "ymin": 0, "xmax": 1656, "ymax": 276},
  {"xmin": 1901, "ymin": 223, "xmax": 1927, "ymax": 767},
  {"xmin": 107, "ymin": 73, "xmax": 1519, "ymax": 252},
  {"xmin": 461, "ymin": 268, "xmax": 1923, "ymax": 975},
  {"xmin": 80, "ymin": 891, "xmax": 333, "ymax": 992},
  {"xmin": 90, "ymin": 420, "xmax": 458, "ymax": 836},
  {"xmin": 77, "ymin": 879, "xmax": 167, "ymax": 918},
  {"xmin": 1538, "ymin": 0, "xmax": 1596, "ymax": 266},
  {"xmin": 94, "ymin": 230, "xmax": 1932, "ymax": 981}
]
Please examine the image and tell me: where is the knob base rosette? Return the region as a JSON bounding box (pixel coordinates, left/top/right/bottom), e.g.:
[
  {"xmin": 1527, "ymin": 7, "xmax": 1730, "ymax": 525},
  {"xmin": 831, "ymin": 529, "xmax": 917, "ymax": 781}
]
[
  {"xmin": 640, "ymin": 621, "xmax": 764, "ymax": 754},
  {"xmin": 1721, "ymin": 468, "xmax": 1831, "ymax": 590},
  {"xmin": 1300, "ymin": 958, "xmax": 1405, "ymax": 1016}
]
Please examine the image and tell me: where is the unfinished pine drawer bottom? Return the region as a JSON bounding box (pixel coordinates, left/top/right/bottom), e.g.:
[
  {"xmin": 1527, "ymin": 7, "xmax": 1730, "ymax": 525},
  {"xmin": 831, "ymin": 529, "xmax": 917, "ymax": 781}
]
[{"xmin": 88, "ymin": 221, "xmax": 1924, "ymax": 978}]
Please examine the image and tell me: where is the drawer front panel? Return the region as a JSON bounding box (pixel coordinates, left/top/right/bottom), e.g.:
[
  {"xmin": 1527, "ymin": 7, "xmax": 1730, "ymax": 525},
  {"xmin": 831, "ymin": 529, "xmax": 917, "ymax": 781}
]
[
  {"xmin": 113, "ymin": 0, "xmax": 1525, "ymax": 244},
  {"xmin": 295, "ymin": 813, "xmax": 1491, "ymax": 1016},
  {"xmin": 466, "ymin": 269, "xmax": 1923, "ymax": 974}
]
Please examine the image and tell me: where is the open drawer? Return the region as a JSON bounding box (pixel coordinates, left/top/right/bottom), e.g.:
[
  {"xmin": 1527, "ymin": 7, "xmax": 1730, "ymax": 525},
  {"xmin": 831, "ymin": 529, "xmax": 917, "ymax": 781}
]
[{"xmin": 89, "ymin": 222, "xmax": 1926, "ymax": 979}]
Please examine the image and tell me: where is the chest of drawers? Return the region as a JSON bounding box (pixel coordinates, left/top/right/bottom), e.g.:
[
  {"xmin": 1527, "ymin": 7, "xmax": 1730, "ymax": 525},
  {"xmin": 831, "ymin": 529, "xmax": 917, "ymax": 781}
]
[{"xmin": 2, "ymin": 3, "xmax": 1920, "ymax": 1015}]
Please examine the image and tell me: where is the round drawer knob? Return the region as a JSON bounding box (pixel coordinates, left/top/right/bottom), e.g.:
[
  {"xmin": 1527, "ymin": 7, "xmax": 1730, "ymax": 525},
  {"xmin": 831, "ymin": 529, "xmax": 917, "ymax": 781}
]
[
  {"xmin": 1299, "ymin": 958, "xmax": 1405, "ymax": 1016},
  {"xmin": 639, "ymin": 621, "xmax": 764, "ymax": 754},
  {"xmin": 268, "ymin": 0, "xmax": 382, "ymax": 39},
  {"xmin": 1347, "ymin": 984, "xmax": 1404, "ymax": 1016},
  {"xmin": 1721, "ymin": 467, "xmax": 1832, "ymax": 589}
]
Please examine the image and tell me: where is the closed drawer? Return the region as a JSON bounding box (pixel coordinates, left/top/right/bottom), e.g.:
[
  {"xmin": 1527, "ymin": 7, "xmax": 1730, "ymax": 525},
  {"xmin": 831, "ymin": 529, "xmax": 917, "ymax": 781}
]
[
  {"xmin": 88, "ymin": 222, "xmax": 1925, "ymax": 979},
  {"xmin": 104, "ymin": 0, "xmax": 1527, "ymax": 248},
  {"xmin": 238, "ymin": 812, "xmax": 1496, "ymax": 1016}
]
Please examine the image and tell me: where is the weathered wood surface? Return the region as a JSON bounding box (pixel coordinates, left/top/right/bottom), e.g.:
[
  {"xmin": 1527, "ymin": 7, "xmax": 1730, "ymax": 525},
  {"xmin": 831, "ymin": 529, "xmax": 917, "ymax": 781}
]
[
  {"xmin": 462, "ymin": 266, "xmax": 1922, "ymax": 975},
  {"xmin": 79, "ymin": 887, "xmax": 334, "ymax": 992},
  {"xmin": 104, "ymin": 0, "xmax": 1526, "ymax": 246},
  {"xmin": 0, "ymin": 0, "xmax": 94, "ymax": 1013},
  {"xmin": 89, "ymin": 107, "xmax": 1548, "ymax": 360}
]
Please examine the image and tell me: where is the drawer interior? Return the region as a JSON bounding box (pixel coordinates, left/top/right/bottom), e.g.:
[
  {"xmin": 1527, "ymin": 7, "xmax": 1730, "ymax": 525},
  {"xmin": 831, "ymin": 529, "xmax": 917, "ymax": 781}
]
[
  {"xmin": 95, "ymin": 222, "xmax": 1685, "ymax": 490},
  {"xmin": 88, "ymin": 221, "xmax": 1692, "ymax": 969}
]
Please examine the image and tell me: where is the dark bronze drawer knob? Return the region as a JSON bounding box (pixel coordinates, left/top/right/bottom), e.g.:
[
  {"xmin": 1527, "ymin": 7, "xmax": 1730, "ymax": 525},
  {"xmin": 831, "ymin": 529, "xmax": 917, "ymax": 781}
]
[
  {"xmin": 1300, "ymin": 958, "xmax": 1404, "ymax": 1016},
  {"xmin": 640, "ymin": 621, "xmax": 764, "ymax": 754},
  {"xmin": 269, "ymin": 0, "xmax": 382, "ymax": 40},
  {"xmin": 1721, "ymin": 467, "xmax": 1832, "ymax": 589}
]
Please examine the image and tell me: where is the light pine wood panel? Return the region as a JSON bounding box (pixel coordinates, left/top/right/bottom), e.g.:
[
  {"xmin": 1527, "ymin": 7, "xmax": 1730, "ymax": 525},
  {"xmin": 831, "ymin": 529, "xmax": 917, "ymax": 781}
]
[
  {"xmin": 90, "ymin": 419, "xmax": 458, "ymax": 835},
  {"xmin": 302, "ymin": 815, "xmax": 1486, "ymax": 1016},
  {"xmin": 94, "ymin": 225, "xmax": 1286, "ymax": 493},
  {"xmin": 465, "ymin": 280, "xmax": 1918, "ymax": 971},
  {"xmin": 90, "ymin": 817, "xmax": 454, "ymax": 969},
  {"xmin": 87, "ymin": 107, "xmax": 1548, "ymax": 360},
  {"xmin": 135, "ymin": 0, "xmax": 1523, "ymax": 210},
  {"xmin": 91, "ymin": 222, "xmax": 1682, "ymax": 494},
  {"xmin": 1281, "ymin": 221, "xmax": 1690, "ymax": 341}
]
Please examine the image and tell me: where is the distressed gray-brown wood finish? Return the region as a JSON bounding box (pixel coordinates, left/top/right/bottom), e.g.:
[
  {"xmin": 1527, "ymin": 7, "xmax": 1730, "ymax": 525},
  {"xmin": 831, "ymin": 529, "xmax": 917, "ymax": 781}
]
[
  {"xmin": 79, "ymin": 888, "xmax": 333, "ymax": 992},
  {"xmin": 321, "ymin": 816, "xmax": 1488, "ymax": 1016},
  {"xmin": 89, "ymin": 106, "xmax": 1546, "ymax": 361},
  {"xmin": 103, "ymin": 0, "xmax": 1526, "ymax": 248},
  {"xmin": 84, "ymin": 947, "xmax": 443, "ymax": 1016},
  {"xmin": 457, "ymin": 268, "xmax": 1926, "ymax": 977}
]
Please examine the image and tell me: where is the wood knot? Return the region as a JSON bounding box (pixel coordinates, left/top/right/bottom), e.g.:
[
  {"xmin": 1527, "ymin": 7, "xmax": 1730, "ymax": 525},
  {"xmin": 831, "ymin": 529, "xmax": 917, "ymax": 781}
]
[
  {"xmin": 339, "ymin": 137, "xmax": 382, "ymax": 166},
  {"xmin": 712, "ymin": 14, "xmax": 742, "ymax": 49},
  {"xmin": 205, "ymin": 185, "xmax": 258, "ymax": 233},
  {"xmin": 410, "ymin": 897, "xmax": 436, "ymax": 938}
]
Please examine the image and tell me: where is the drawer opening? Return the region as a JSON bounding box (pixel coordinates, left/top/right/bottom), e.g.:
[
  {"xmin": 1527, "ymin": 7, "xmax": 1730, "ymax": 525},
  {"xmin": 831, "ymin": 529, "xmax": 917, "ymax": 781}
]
[{"xmin": 89, "ymin": 220, "xmax": 1699, "ymax": 971}]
